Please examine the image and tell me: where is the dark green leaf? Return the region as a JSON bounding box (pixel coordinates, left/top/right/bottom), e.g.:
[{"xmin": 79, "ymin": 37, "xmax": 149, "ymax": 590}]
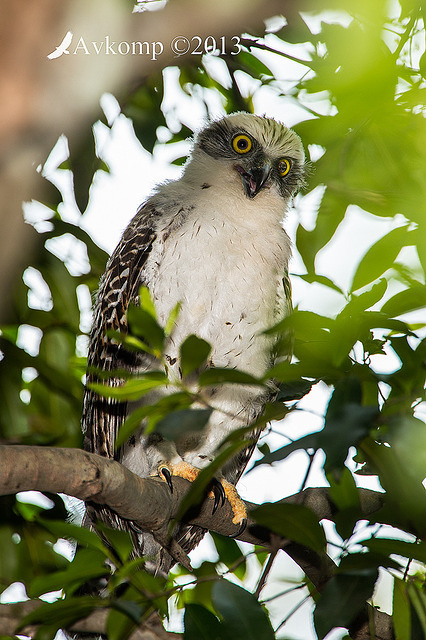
[
  {"xmin": 28, "ymin": 548, "xmax": 108, "ymax": 598},
  {"xmin": 127, "ymin": 303, "xmax": 165, "ymax": 353},
  {"xmin": 180, "ymin": 335, "xmax": 212, "ymax": 377},
  {"xmin": 275, "ymin": 379, "xmax": 314, "ymax": 402},
  {"xmin": 365, "ymin": 538, "xmax": 426, "ymax": 565},
  {"xmin": 68, "ymin": 131, "xmax": 99, "ymax": 213},
  {"xmin": 111, "ymin": 599, "xmax": 144, "ymax": 625},
  {"xmin": 199, "ymin": 368, "xmax": 264, "ymax": 387},
  {"xmin": 96, "ymin": 524, "xmax": 134, "ymax": 564},
  {"xmin": 39, "ymin": 519, "xmax": 109, "ymax": 555},
  {"xmin": 106, "ymin": 606, "xmax": 137, "ymax": 640},
  {"xmin": 184, "ymin": 603, "xmax": 223, "ymax": 640},
  {"xmin": 251, "ymin": 502, "xmax": 326, "ymax": 554},
  {"xmin": 212, "ymin": 580, "xmax": 274, "ymax": 640},
  {"xmin": 253, "ymin": 433, "xmax": 318, "ymax": 468},
  {"xmin": 297, "ymin": 273, "xmax": 345, "ymax": 295},
  {"xmin": 327, "ymin": 468, "xmax": 361, "ymax": 539},
  {"xmin": 18, "ymin": 596, "xmax": 104, "ymax": 633},
  {"xmin": 314, "ymin": 570, "xmax": 378, "ymax": 639},
  {"xmin": 155, "ymin": 408, "xmax": 212, "ymax": 440},
  {"xmin": 319, "ymin": 377, "xmax": 378, "ymax": 473}
]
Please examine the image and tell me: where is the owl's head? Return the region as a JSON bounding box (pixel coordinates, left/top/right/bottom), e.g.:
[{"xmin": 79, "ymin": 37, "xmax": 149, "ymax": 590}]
[{"xmin": 186, "ymin": 112, "xmax": 306, "ymax": 201}]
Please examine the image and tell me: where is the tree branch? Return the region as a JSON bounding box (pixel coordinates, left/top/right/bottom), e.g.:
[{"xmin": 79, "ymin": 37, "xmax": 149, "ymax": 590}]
[{"xmin": 0, "ymin": 602, "xmax": 181, "ymax": 639}]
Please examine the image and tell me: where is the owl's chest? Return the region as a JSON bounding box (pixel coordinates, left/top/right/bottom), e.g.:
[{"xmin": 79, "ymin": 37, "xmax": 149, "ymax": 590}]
[{"xmin": 143, "ymin": 209, "xmax": 289, "ymax": 373}]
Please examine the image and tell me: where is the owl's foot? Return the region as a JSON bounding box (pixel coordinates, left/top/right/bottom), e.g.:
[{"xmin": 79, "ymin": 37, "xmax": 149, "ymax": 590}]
[
  {"xmin": 218, "ymin": 478, "xmax": 247, "ymax": 534},
  {"xmin": 155, "ymin": 461, "xmax": 247, "ymax": 535},
  {"xmin": 155, "ymin": 460, "xmax": 200, "ymax": 494}
]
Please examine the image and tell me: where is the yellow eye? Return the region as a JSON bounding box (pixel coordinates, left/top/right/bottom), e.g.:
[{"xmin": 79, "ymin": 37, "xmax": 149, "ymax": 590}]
[
  {"xmin": 278, "ymin": 158, "xmax": 291, "ymax": 177},
  {"xmin": 232, "ymin": 134, "xmax": 252, "ymax": 154}
]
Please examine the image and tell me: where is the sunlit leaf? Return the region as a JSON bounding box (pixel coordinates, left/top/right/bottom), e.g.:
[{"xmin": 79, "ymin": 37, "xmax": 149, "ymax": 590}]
[
  {"xmin": 211, "ymin": 532, "xmax": 246, "ymax": 580},
  {"xmin": 350, "ymin": 225, "xmax": 413, "ymax": 292},
  {"xmin": 393, "ymin": 577, "xmax": 411, "ymax": 640}
]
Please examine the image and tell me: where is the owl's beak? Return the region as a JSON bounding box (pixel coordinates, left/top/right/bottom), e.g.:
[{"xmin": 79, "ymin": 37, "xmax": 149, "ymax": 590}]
[{"xmin": 235, "ymin": 163, "xmax": 272, "ymax": 199}]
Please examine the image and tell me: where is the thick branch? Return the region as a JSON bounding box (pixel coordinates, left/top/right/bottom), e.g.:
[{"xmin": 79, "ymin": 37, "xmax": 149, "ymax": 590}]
[
  {"xmin": 0, "ymin": 602, "xmax": 180, "ymax": 639},
  {"xmin": 0, "ymin": 445, "xmax": 383, "ymax": 549}
]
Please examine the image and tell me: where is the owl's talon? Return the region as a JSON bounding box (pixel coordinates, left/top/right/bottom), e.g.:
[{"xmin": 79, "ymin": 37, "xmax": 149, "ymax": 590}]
[
  {"xmin": 160, "ymin": 466, "xmax": 174, "ymax": 493},
  {"xmin": 230, "ymin": 518, "xmax": 247, "ymax": 539},
  {"xmin": 211, "ymin": 480, "xmax": 226, "ymax": 514}
]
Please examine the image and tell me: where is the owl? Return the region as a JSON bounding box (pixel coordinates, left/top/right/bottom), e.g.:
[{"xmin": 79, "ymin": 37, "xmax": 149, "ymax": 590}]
[{"xmin": 82, "ymin": 112, "xmax": 305, "ymax": 573}]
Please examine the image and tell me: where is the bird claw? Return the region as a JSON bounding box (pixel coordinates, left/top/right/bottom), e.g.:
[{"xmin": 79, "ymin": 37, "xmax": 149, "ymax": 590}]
[
  {"xmin": 229, "ymin": 517, "xmax": 247, "ymax": 539},
  {"xmin": 159, "ymin": 466, "xmax": 174, "ymax": 493},
  {"xmin": 211, "ymin": 479, "xmax": 226, "ymax": 514}
]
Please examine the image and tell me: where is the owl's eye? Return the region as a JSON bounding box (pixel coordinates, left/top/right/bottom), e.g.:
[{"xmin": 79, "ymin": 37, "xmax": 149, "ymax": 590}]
[
  {"xmin": 232, "ymin": 134, "xmax": 252, "ymax": 154},
  {"xmin": 278, "ymin": 158, "xmax": 291, "ymax": 177}
]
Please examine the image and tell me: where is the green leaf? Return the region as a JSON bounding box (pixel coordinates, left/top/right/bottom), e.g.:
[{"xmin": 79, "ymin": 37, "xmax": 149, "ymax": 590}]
[
  {"xmin": 106, "ymin": 605, "xmax": 137, "ymax": 640},
  {"xmin": 139, "ymin": 286, "xmax": 157, "ymax": 319},
  {"xmin": 297, "ymin": 273, "xmax": 345, "ymax": 295},
  {"xmin": 155, "ymin": 408, "xmax": 212, "ymax": 440},
  {"xmin": 350, "ymin": 225, "xmax": 413, "ymax": 292},
  {"xmin": 115, "ymin": 391, "xmax": 194, "ymax": 448},
  {"xmin": 198, "ymin": 368, "xmax": 264, "ymax": 387},
  {"xmin": 251, "ymin": 502, "xmax": 326, "ymax": 555},
  {"xmin": 89, "ymin": 372, "xmax": 167, "ymax": 401},
  {"xmin": 96, "ymin": 523, "xmax": 134, "ymax": 564},
  {"xmin": 180, "ymin": 335, "xmax": 212, "ymax": 377},
  {"xmin": 164, "ymin": 301, "xmax": 181, "ymax": 336},
  {"xmin": 393, "ymin": 577, "xmax": 411, "ymax": 640},
  {"xmin": 381, "ymin": 284, "xmax": 426, "ymax": 317},
  {"xmin": 313, "ymin": 569, "xmax": 378, "ymax": 639},
  {"xmin": 365, "ymin": 538, "xmax": 426, "ymax": 565},
  {"xmin": 18, "ymin": 596, "xmax": 104, "ymax": 634},
  {"xmin": 211, "ymin": 532, "xmax": 246, "ymax": 580},
  {"xmin": 111, "ymin": 599, "xmax": 144, "ymax": 625},
  {"xmin": 319, "ymin": 377, "xmax": 378, "ymax": 473},
  {"xmin": 275, "ymin": 379, "xmax": 314, "ymax": 402},
  {"xmin": 212, "ymin": 580, "xmax": 275, "ymax": 640},
  {"xmin": 184, "ymin": 603, "xmax": 223, "ymax": 640},
  {"xmin": 327, "ymin": 468, "xmax": 361, "ymax": 540},
  {"xmin": 28, "ymin": 548, "xmax": 108, "ymax": 598},
  {"xmin": 39, "ymin": 519, "xmax": 109, "ymax": 555},
  {"xmin": 406, "ymin": 581, "xmax": 426, "ymax": 637},
  {"xmin": 253, "ymin": 433, "xmax": 318, "ymax": 468},
  {"xmin": 127, "ymin": 304, "xmax": 165, "ymax": 353}
]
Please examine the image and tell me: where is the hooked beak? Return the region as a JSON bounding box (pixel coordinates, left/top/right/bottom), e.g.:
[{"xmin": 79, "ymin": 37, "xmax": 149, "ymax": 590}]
[{"xmin": 235, "ymin": 163, "xmax": 272, "ymax": 199}]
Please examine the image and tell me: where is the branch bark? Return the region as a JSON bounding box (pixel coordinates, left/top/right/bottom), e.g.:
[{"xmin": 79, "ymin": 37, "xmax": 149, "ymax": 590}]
[
  {"xmin": 0, "ymin": 602, "xmax": 180, "ymax": 640},
  {"xmin": 0, "ymin": 444, "xmax": 391, "ymax": 639}
]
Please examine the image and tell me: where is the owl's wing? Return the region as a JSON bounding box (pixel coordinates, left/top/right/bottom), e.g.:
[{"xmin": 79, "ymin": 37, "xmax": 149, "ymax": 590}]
[{"xmin": 82, "ymin": 203, "xmax": 159, "ymax": 459}]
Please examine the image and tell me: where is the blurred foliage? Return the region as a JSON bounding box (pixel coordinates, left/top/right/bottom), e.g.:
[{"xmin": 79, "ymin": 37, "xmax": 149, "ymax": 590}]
[{"xmin": 1, "ymin": 0, "xmax": 426, "ymax": 638}]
